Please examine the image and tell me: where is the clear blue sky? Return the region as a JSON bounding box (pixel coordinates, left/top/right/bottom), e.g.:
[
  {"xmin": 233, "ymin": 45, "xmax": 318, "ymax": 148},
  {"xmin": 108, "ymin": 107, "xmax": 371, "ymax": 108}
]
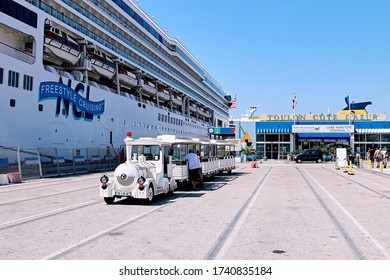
[{"xmin": 135, "ymin": 0, "xmax": 390, "ymax": 118}]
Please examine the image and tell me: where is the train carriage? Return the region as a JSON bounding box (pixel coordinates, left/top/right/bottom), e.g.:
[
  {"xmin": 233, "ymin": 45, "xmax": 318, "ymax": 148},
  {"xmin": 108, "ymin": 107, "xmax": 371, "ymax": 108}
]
[{"xmin": 157, "ymin": 135, "xmax": 200, "ymax": 183}]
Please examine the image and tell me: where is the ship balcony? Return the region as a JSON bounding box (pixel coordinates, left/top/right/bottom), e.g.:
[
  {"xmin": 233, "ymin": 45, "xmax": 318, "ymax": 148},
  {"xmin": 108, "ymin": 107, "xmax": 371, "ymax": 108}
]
[{"xmin": 0, "ymin": 41, "xmax": 36, "ymax": 64}]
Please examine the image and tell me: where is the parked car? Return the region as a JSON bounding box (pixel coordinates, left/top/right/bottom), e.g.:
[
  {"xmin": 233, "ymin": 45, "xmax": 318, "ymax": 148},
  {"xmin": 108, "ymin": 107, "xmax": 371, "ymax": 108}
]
[{"xmin": 295, "ymin": 149, "xmax": 323, "ymax": 163}]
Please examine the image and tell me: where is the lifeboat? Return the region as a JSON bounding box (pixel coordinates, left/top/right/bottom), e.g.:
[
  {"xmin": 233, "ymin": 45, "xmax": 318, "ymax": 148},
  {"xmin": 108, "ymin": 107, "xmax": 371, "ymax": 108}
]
[
  {"xmin": 44, "ymin": 26, "xmax": 81, "ymax": 65},
  {"xmin": 88, "ymin": 49, "xmax": 116, "ymax": 79},
  {"xmin": 189, "ymin": 102, "xmax": 197, "ymax": 113},
  {"xmin": 141, "ymin": 79, "xmax": 156, "ymax": 95},
  {"xmin": 157, "ymin": 88, "xmax": 170, "ymax": 101},
  {"xmin": 198, "ymin": 107, "xmax": 210, "ymax": 118},
  {"xmin": 172, "ymin": 95, "xmax": 182, "ymax": 107},
  {"xmin": 118, "ymin": 69, "xmax": 138, "ymax": 88}
]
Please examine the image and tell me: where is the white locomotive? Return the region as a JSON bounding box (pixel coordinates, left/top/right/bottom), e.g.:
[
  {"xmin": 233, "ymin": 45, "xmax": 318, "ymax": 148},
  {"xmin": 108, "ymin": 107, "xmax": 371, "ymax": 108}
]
[{"xmin": 100, "ymin": 132, "xmax": 177, "ymax": 204}]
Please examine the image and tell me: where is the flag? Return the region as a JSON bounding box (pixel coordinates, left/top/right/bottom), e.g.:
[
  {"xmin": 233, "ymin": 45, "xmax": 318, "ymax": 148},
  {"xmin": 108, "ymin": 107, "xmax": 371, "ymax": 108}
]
[
  {"xmin": 345, "ymin": 95, "xmax": 350, "ymax": 106},
  {"xmin": 292, "ymin": 96, "xmax": 297, "ymax": 109},
  {"xmin": 229, "ymin": 99, "xmax": 236, "ymax": 108}
]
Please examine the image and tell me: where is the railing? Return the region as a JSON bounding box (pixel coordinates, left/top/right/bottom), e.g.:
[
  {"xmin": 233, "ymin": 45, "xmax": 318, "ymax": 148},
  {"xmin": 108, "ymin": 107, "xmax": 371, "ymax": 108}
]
[
  {"xmin": 0, "ymin": 42, "xmax": 36, "ymax": 64},
  {"xmin": 0, "ymin": 146, "xmax": 121, "ymax": 181}
]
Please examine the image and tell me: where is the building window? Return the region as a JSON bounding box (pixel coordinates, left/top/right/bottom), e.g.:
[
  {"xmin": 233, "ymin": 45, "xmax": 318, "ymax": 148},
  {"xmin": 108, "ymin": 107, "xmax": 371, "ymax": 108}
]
[
  {"xmin": 8, "ymin": 71, "xmax": 19, "ymax": 88},
  {"xmin": 256, "ymin": 134, "xmax": 265, "ymax": 142},
  {"xmin": 23, "ymin": 75, "xmax": 33, "ymax": 91},
  {"xmin": 381, "ymin": 134, "xmax": 390, "ymax": 142},
  {"xmin": 265, "ymin": 134, "xmax": 278, "ymax": 142},
  {"xmin": 366, "ymin": 134, "xmax": 380, "ymax": 142},
  {"xmin": 280, "ymin": 134, "xmax": 291, "ymax": 142}
]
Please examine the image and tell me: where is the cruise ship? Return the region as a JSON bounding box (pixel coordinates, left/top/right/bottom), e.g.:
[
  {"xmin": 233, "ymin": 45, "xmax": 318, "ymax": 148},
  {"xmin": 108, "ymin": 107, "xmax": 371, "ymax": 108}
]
[{"xmin": 0, "ymin": 0, "xmax": 230, "ymax": 153}]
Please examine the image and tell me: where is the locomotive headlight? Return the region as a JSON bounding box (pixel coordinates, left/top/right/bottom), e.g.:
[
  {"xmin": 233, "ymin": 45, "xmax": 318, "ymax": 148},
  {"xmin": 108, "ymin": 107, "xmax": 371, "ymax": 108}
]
[
  {"xmin": 137, "ymin": 176, "xmax": 146, "ymax": 185},
  {"xmin": 100, "ymin": 175, "xmax": 109, "ymax": 190},
  {"xmin": 100, "ymin": 175, "xmax": 109, "ymax": 184}
]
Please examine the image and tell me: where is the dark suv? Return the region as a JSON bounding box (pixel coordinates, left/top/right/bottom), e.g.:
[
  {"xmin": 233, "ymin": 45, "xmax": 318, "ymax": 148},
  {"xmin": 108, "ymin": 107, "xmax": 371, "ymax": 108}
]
[{"xmin": 295, "ymin": 149, "xmax": 323, "ymax": 163}]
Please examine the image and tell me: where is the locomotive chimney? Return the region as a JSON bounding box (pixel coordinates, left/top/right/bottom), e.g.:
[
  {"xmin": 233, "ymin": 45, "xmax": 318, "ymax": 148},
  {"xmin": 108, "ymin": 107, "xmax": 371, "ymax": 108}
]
[{"xmin": 124, "ymin": 132, "xmax": 134, "ymax": 163}]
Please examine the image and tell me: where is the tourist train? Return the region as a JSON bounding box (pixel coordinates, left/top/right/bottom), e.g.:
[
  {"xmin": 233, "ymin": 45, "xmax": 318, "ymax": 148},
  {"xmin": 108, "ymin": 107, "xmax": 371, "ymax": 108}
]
[{"xmin": 99, "ymin": 133, "xmax": 236, "ymax": 204}]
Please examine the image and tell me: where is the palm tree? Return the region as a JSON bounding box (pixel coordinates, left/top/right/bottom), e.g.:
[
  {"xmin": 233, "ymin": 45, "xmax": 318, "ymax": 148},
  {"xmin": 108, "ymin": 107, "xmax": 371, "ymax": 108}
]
[{"xmin": 241, "ymin": 145, "xmax": 256, "ymax": 160}]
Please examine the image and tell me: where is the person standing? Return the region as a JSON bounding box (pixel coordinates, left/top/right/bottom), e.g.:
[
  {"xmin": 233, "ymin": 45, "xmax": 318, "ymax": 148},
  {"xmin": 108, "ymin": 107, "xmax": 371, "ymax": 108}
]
[
  {"xmin": 373, "ymin": 147, "xmax": 381, "ymax": 168},
  {"xmin": 381, "ymin": 147, "xmax": 387, "ymax": 168},
  {"xmin": 182, "ymin": 149, "xmax": 201, "ymax": 190},
  {"xmin": 196, "ymin": 150, "xmax": 204, "ymax": 188}
]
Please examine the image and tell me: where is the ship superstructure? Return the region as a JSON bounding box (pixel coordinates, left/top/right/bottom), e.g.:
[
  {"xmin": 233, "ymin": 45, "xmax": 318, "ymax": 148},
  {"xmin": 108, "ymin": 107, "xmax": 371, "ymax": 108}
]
[{"xmin": 0, "ymin": 0, "xmax": 230, "ymax": 151}]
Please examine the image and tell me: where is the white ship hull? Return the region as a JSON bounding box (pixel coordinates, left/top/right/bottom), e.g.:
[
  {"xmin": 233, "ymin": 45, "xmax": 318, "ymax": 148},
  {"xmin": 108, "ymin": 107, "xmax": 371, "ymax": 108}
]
[{"xmin": 0, "ymin": 0, "xmax": 229, "ymax": 154}]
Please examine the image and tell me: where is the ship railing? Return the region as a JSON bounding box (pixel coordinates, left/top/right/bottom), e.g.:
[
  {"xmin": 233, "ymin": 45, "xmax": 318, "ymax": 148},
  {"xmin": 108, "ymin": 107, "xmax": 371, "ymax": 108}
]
[
  {"xmin": 0, "ymin": 42, "xmax": 36, "ymax": 64},
  {"xmin": 0, "ymin": 146, "xmax": 122, "ymax": 182}
]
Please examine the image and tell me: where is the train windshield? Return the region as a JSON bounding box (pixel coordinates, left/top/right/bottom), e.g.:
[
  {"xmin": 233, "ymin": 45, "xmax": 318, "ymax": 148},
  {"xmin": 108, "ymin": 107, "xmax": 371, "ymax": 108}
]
[{"xmin": 131, "ymin": 145, "xmax": 160, "ymax": 161}]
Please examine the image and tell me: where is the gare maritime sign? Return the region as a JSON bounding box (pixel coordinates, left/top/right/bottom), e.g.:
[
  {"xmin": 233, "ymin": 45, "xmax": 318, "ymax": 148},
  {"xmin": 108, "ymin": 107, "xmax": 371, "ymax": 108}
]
[
  {"xmin": 292, "ymin": 125, "xmax": 354, "ymax": 133},
  {"xmin": 257, "ymin": 113, "xmax": 386, "ymax": 122}
]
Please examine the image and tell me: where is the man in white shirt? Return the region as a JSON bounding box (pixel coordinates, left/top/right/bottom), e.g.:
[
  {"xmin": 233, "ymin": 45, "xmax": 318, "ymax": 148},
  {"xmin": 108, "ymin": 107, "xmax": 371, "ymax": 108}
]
[{"xmin": 182, "ymin": 149, "xmax": 200, "ymax": 190}]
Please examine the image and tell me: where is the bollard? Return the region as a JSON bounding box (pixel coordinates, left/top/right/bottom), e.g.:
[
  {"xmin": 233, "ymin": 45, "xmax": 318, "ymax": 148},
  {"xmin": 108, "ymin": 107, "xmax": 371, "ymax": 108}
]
[
  {"xmin": 380, "ymin": 162, "xmax": 383, "ymax": 172},
  {"xmin": 368, "ymin": 160, "xmax": 372, "ymax": 170},
  {"xmin": 348, "ymin": 160, "xmax": 354, "ymax": 175},
  {"xmin": 359, "ymin": 158, "xmax": 363, "ymax": 168},
  {"xmin": 343, "ymin": 159, "xmax": 348, "ymax": 173},
  {"xmin": 335, "ymin": 157, "xmax": 340, "ymax": 170}
]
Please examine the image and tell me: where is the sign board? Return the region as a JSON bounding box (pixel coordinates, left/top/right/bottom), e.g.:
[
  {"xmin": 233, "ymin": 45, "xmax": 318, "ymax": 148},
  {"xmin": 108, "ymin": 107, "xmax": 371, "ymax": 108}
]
[
  {"xmin": 256, "ymin": 113, "xmax": 386, "ymax": 121},
  {"xmin": 292, "ymin": 125, "xmax": 354, "ymax": 133},
  {"xmin": 208, "ymin": 127, "xmax": 235, "ymax": 135},
  {"xmin": 336, "ymin": 148, "xmax": 347, "ymax": 167}
]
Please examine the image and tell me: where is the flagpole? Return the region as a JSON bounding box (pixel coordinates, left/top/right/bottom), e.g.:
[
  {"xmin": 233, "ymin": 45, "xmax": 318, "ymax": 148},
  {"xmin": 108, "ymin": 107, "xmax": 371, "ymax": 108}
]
[
  {"xmin": 293, "ymin": 95, "xmax": 297, "ymax": 126},
  {"xmin": 348, "ymin": 92, "xmax": 351, "ymax": 125}
]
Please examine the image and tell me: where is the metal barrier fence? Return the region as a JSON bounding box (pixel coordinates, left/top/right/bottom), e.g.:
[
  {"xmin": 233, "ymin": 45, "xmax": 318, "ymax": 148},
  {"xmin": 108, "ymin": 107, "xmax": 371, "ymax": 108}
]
[{"xmin": 0, "ymin": 146, "xmax": 121, "ymax": 180}]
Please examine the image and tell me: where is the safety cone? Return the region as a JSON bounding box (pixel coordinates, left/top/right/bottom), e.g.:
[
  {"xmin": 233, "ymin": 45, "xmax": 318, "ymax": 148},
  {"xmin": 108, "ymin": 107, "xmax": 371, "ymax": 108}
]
[{"xmin": 348, "ymin": 160, "xmax": 354, "ymax": 175}]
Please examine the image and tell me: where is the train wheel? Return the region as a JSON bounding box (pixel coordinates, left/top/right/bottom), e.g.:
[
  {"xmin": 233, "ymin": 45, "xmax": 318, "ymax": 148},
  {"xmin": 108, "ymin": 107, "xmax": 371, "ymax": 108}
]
[
  {"xmin": 147, "ymin": 186, "xmax": 154, "ymax": 202},
  {"xmin": 168, "ymin": 184, "xmax": 175, "ymax": 195},
  {"xmin": 104, "ymin": 197, "xmax": 115, "ymax": 204}
]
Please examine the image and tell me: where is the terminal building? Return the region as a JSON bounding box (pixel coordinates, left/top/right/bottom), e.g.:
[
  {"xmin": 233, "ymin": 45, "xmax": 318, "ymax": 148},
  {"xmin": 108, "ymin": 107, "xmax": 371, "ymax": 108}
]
[{"xmin": 230, "ymin": 102, "xmax": 390, "ymax": 160}]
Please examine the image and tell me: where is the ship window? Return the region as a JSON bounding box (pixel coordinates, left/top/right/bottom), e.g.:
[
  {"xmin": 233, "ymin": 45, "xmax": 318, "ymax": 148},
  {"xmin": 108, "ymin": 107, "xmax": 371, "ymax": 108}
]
[
  {"xmin": 38, "ymin": 104, "xmax": 43, "ymax": 111},
  {"xmin": 8, "ymin": 71, "xmax": 19, "ymax": 88},
  {"xmin": 23, "ymin": 75, "xmax": 33, "ymax": 91},
  {"xmin": 0, "ymin": 68, "xmax": 3, "ymax": 84},
  {"xmin": 10, "ymin": 99, "xmax": 16, "ymax": 107},
  {"xmin": 0, "ymin": 0, "xmax": 37, "ymax": 28}
]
